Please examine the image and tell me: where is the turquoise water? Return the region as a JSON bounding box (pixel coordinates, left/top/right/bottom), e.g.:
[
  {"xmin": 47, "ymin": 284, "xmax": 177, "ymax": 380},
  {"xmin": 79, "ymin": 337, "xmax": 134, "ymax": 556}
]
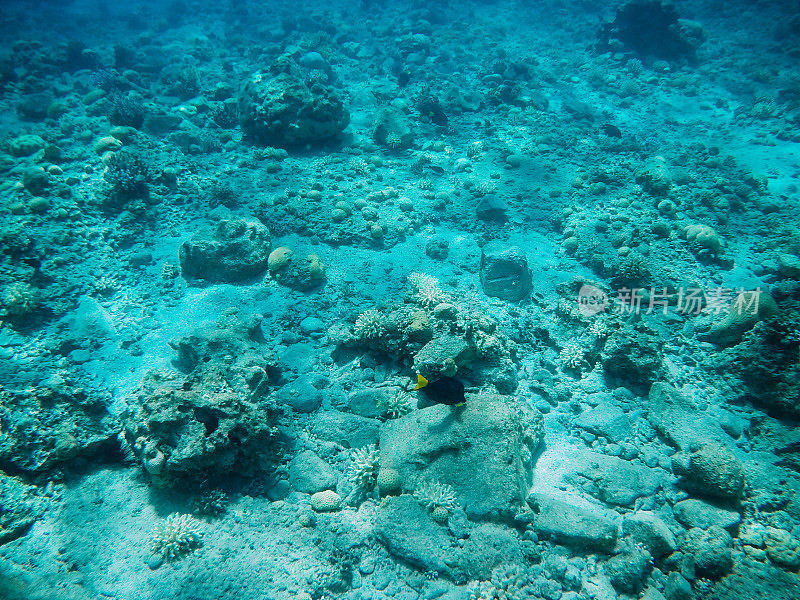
[{"xmin": 1, "ymin": 1, "xmax": 799, "ymax": 598}]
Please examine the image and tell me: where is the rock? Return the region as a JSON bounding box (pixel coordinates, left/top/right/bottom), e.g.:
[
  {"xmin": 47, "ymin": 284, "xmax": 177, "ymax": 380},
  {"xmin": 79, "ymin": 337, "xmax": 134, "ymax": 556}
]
[
  {"xmin": 142, "ymin": 112, "xmax": 183, "ymax": 136},
  {"xmin": 269, "ymin": 251, "xmax": 326, "ymax": 291},
  {"xmin": 375, "ymin": 495, "xmax": 458, "ymax": 575},
  {"xmin": 480, "ymin": 244, "xmax": 532, "ymax": 301},
  {"xmin": 565, "ymin": 451, "xmax": 662, "ymax": 508},
  {"xmin": 600, "ymin": 322, "xmax": 663, "ymax": 391},
  {"xmin": 705, "ymin": 555, "xmax": 800, "ymax": 600},
  {"xmin": 475, "ymin": 195, "xmax": 508, "ymax": 222},
  {"xmin": 22, "ymin": 167, "xmax": 48, "ymax": 196},
  {"xmin": 681, "ymin": 526, "xmax": 733, "ymax": 580},
  {"xmin": 777, "ymin": 254, "xmax": 800, "ymax": 280},
  {"xmin": 349, "ymin": 387, "xmax": 399, "ymax": 419},
  {"xmin": 288, "ymin": 450, "xmax": 338, "ymax": 494},
  {"xmin": 764, "ymin": 527, "xmax": 800, "ymax": 570},
  {"xmin": 0, "ymin": 472, "xmax": 45, "ymax": 546},
  {"xmin": 529, "ymin": 493, "xmax": 619, "ymax": 551},
  {"xmin": 371, "ymin": 106, "xmax": 413, "ymax": 149},
  {"xmin": 574, "ymin": 405, "xmax": 631, "ymax": 442},
  {"xmin": 673, "ymin": 499, "xmax": 741, "ymax": 531},
  {"xmin": 274, "ymin": 376, "xmax": 324, "ymax": 413},
  {"xmin": 622, "ymin": 512, "xmax": 677, "ymax": 558},
  {"xmin": 380, "ymin": 393, "xmax": 544, "ymax": 522},
  {"xmin": 239, "ymin": 72, "xmax": 349, "ymax": 147},
  {"xmin": 699, "ymin": 290, "xmax": 779, "ymax": 346},
  {"xmin": 412, "ymin": 335, "xmax": 476, "ymax": 379},
  {"xmin": 375, "ymin": 496, "xmax": 525, "ymax": 583},
  {"xmin": 179, "ymin": 218, "xmax": 272, "ymax": 284},
  {"xmin": 673, "ymin": 443, "xmax": 745, "ymax": 501},
  {"xmin": 604, "ymin": 546, "xmax": 652, "ymax": 594},
  {"xmin": 684, "ymin": 223, "xmax": 723, "ymax": 255},
  {"xmin": 646, "ymin": 383, "xmax": 731, "ymax": 451},
  {"xmin": 635, "ymin": 157, "xmax": 672, "ymax": 196},
  {"xmin": 9, "ymin": 134, "xmax": 46, "ymax": 157},
  {"xmin": 664, "ymin": 572, "xmax": 693, "ymax": 600},
  {"xmin": 310, "ymin": 410, "xmax": 380, "ymax": 448}
]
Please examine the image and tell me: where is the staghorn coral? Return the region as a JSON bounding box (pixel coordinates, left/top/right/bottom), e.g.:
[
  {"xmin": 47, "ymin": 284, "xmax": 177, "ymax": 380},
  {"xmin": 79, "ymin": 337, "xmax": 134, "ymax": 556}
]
[
  {"xmin": 348, "ymin": 445, "xmax": 380, "ymax": 491},
  {"xmin": 408, "ymin": 272, "xmax": 450, "ymax": 309},
  {"xmin": 382, "ymin": 390, "xmax": 413, "ymax": 419},
  {"xmin": 353, "ymin": 309, "xmax": 386, "ymax": 340},
  {"xmin": 149, "ymin": 513, "xmax": 203, "ymax": 561},
  {"xmin": 559, "ymin": 342, "xmax": 586, "ymax": 371},
  {"xmin": 413, "ymin": 480, "xmax": 459, "ymax": 512}
]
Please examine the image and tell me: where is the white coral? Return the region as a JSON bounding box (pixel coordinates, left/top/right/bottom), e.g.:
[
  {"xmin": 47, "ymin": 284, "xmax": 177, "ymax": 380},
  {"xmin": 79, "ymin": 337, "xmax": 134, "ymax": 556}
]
[
  {"xmin": 408, "ymin": 272, "xmax": 450, "ymax": 309},
  {"xmin": 349, "ymin": 445, "xmax": 380, "ymax": 491},
  {"xmin": 559, "ymin": 342, "xmax": 585, "ymax": 370},
  {"xmin": 149, "ymin": 513, "xmax": 203, "ymax": 561},
  {"xmin": 468, "ymin": 566, "xmax": 528, "ymax": 600},
  {"xmin": 383, "ymin": 391, "xmax": 413, "ymax": 419},
  {"xmin": 354, "ymin": 309, "xmax": 386, "ymax": 339},
  {"xmin": 413, "ymin": 481, "xmax": 459, "ymax": 511}
]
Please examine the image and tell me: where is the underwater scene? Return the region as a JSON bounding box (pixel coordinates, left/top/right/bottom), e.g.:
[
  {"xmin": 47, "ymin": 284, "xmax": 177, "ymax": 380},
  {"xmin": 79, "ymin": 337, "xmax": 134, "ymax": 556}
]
[{"xmin": 1, "ymin": 0, "xmax": 800, "ymax": 598}]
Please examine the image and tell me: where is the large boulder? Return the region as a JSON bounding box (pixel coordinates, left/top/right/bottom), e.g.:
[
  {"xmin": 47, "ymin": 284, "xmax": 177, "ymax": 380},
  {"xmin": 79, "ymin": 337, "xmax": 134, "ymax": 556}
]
[
  {"xmin": 375, "ymin": 495, "xmax": 526, "ymax": 583},
  {"xmin": 645, "ymin": 383, "xmax": 731, "ymax": 451},
  {"xmin": 480, "ymin": 245, "xmax": 532, "ymax": 302},
  {"xmin": 379, "ymin": 393, "xmax": 544, "ymax": 522},
  {"xmin": 179, "ymin": 218, "xmax": 272, "ymax": 284},
  {"xmin": 564, "ymin": 451, "xmax": 662, "ymax": 508},
  {"xmin": 528, "ymin": 492, "xmax": 619, "ymax": 551},
  {"xmin": 239, "ymin": 72, "xmax": 349, "ymax": 147}
]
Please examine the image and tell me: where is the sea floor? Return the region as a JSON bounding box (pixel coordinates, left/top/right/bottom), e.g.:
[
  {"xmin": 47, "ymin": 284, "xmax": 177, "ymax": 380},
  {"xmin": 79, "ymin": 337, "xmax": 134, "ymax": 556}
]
[{"xmin": 1, "ymin": 1, "xmax": 800, "ymax": 599}]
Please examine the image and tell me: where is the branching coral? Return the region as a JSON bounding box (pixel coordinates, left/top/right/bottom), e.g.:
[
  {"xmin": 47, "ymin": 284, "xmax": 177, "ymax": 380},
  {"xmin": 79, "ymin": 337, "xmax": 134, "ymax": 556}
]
[
  {"xmin": 149, "ymin": 512, "xmax": 203, "ymax": 561},
  {"xmin": 382, "ymin": 390, "xmax": 413, "ymax": 419},
  {"xmin": 408, "ymin": 272, "xmax": 450, "ymax": 309},
  {"xmin": 348, "ymin": 445, "xmax": 380, "ymax": 491},
  {"xmin": 354, "ymin": 308, "xmax": 386, "ymax": 340},
  {"xmin": 413, "ymin": 480, "xmax": 459, "ymax": 511}
]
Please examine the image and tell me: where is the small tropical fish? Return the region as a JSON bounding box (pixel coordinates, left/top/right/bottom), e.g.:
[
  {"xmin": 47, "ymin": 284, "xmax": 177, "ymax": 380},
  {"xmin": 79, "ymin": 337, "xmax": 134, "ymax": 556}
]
[
  {"xmin": 602, "ymin": 123, "xmax": 622, "ymax": 138},
  {"xmin": 414, "ymin": 374, "xmax": 465, "ymax": 408}
]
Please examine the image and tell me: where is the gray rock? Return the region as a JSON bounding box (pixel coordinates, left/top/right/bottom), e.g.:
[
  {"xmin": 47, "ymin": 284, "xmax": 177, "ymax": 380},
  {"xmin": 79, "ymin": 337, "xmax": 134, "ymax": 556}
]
[
  {"xmin": 528, "ymin": 493, "xmax": 619, "ymax": 551},
  {"xmin": 375, "ymin": 496, "xmax": 525, "ymax": 584},
  {"xmin": 704, "ymin": 557, "xmax": 800, "ymax": 600},
  {"xmin": 0, "ymin": 472, "xmax": 45, "ymax": 546},
  {"xmin": 673, "ymin": 443, "xmax": 745, "ymax": 501},
  {"xmin": 565, "ymin": 452, "xmax": 662, "ymax": 508},
  {"xmin": 412, "ymin": 335, "xmax": 476, "ymax": 378},
  {"xmin": 288, "ymin": 450, "xmax": 338, "ymax": 493},
  {"xmin": 475, "ymin": 195, "xmax": 508, "ymax": 222},
  {"xmin": 480, "ymin": 245, "xmax": 532, "ymax": 302},
  {"xmin": 179, "ymin": 218, "xmax": 271, "ymax": 284},
  {"xmin": 673, "ymin": 499, "xmax": 741, "ymax": 531},
  {"xmin": 239, "ymin": 72, "xmax": 349, "ymax": 147},
  {"xmin": 274, "ymin": 376, "xmax": 324, "ymax": 413},
  {"xmin": 375, "ymin": 495, "xmax": 458, "ymax": 575},
  {"xmin": 622, "ymin": 512, "xmax": 677, "ymax": 558},
  {"xmin": 380, "ymin": 393, "xmax": 544, "ymax": 522},
  {"xmin": 681, "ymin": 526, "xmax": 733, "ymax": 580},
  {"xmin": 646, "ymin": 383, "xmax": 730, "ymax": 451},
  {"xmin": 604, "ymin": 546, "xmax": 652, "ymax": 594},
  {"xmin": 664, "ymin": 572, "xmax": 693, "ymax": 600},
  {"xmin": 349, "ymin": 387, "xmax": 400, "ymax": 419},
  {"xmin": 310, "ymin": 410, "xmax": 380, "ymax": 448},
  {"xmin": 574, "ymin": 405, "xmax": 632, "ymax": 442}
]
